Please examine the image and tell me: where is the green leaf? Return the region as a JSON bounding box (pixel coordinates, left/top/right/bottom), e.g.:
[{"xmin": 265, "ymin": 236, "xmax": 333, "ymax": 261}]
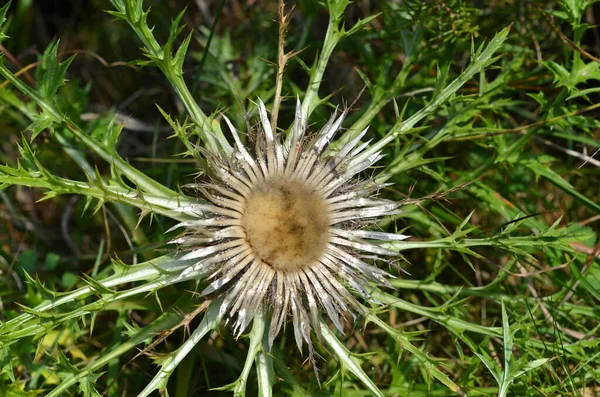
[
  {"xmin": 0, "ymin": 1, "xmax": 11, "ymax": 42},
  {"xmin": 544, "ymin": 58, "xmax": 600, "ymax": 93},
  {"xmin": 498, "ymin": 301, "xmax": 513, "ymax": 397},
  {"xmin": 46, "ymin": 302, "xmax": 188, "ymax": 397},
  {"xmin": 558, "ymin": 0, "xmax": 588, "ymax": 27},
  {"xmin": 27, "ymin": 113, "xmax": 55, "ymax": 140},
  {"xmin": 0, "ymin": 348, "xmax": 15, "ymax": 384},
  {"xmin": 512, "ymin": 358, "xmax": 553, "ymax": 379},
  {"xmin": 77, "ymin": 373, "xmax": 103, "ymax": 397},
  {"xmin": 366, "ymin": 26, "xmax": 511, "ymax": 164},
  {"xmin": 570, "ymin": 262, "xmax": 600, "ymax": 301},
  {"xmin": 524, "ymin": 158, "xmax": 600, "ymax": 214},
  {"xmin": 108, "ymin": 0, "xmax": 164, "ymax": 60},
  {"xmin": 107, "ymin": 0, "xmax": 230, "ymax": 155},
  {"xmin": 138, "ymin": 303, "xmax": 221, "ymax": 397},
  {"xmin": 320, "ymin": 320, "xmax": 385, "ymax": 397},
  {"xmin": 81, "ymin": 274, "xmax": 117, "ymax": 295},
  {"xmin": 165, "ymin": 8, "xmax": 187, "ymax": 67},
  {"xmin": 326, "ymin": 0, "xmax": 350, "ymax": 21},
  {"xmin": 57, "ymin": 350, "xmax": 103, "ymax": 397},
  {"xmin": 342, "ymin": 13, "xmax": 380, "ymax": 37},
  {"xmin": 37, "ymin": 40, "xmax": 76, "ymax": 102},
  {"xmin": 367, "ymin": 313, "xmax": 467, "ymax": 396}
]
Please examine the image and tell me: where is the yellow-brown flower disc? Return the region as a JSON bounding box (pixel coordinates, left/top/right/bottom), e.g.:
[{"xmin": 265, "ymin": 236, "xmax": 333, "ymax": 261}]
[{"xmin": 242, "ymin": 178, "xmax": 331, "ymax": 272}]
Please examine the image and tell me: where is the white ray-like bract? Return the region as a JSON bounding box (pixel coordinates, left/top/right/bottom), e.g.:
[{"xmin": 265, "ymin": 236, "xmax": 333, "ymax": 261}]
[{"xmin": 169, "ymin": 99, "xmax": 408, "ymax": 361}]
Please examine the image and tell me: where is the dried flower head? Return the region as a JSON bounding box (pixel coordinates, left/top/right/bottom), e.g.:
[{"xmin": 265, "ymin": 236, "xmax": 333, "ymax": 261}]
[{"xmin": 169, "ymin": 99, "xmax": 407, "ymax": 360}]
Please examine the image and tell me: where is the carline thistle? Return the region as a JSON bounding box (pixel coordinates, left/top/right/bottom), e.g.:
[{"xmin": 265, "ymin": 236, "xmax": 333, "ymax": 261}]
[{"xmin": 169, "ymin": 98, "xmax": 407, "ymax": 364}]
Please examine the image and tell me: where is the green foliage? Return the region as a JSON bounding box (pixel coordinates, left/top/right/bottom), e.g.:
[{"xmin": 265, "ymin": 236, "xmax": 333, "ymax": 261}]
[
  {"xmin": 0, "ymin": 0, "xmax": 599, "ymax": 396},
  {"xmin": 0, "ymin": 1, "xmax": 11, "ymax": 43}
]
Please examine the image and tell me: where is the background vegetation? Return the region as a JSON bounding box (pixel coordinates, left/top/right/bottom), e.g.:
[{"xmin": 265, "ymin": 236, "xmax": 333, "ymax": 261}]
[{"xmin": 0, "ymin": 0, "xmax": 599, "ymax": 396}]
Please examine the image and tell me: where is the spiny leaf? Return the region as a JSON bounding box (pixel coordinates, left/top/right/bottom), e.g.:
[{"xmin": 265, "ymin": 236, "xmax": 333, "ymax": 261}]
[
  {"xmin": 165, "ymin": 8, "xmax": 187, "ymax": 63},
  {"xmin": 0, "ymin": 1, "xmax": 12, "ymax": 42},
  {"xmin": 21, "ymin": 271, "xmax": 72, "ymax": 300},
  {"xmin": 102, "ymin": 115, "xmax": 125, "ymax": 154},
  {"xmin": 107, "ymin": 0, "xmax": 164, "ymax": 60},
  {"xmin": 524, "ymin": 158, "xmax": 600, "ymax": 214},
  {"xmin": 81, "ymin": 274, "xmax": 117, "ymax": 295},
  {"xmin": 342, "ymin": 13, "xmax": 380, "ymax": 37},
  {"xmin": 56, "ymin": 350, "xmax": 103, "ymax": 397},
  {"xmin": 173, "ymin": 32, "xmax": 192, "ymax": 72},
  {"xmin": 326, "ymin": 0, "xmax": 351, "ymax": 22},
  {"xmin": 77, "ymin": 373, "xmax": 102, "ymax": 397},
  {"xmin": 367, "ymin": 312, "xmax": 467, "ymax": 396},
  {"xmin": 0, "ymin": 348, "xmax": 15, "ymax": 384},
  {"xmin": 320, "ymin": 320, "xmax": 385, "ymax": 397},
  {"xmin": 37, "ymin": 40, "xmax": 76, "ymax": 103}
]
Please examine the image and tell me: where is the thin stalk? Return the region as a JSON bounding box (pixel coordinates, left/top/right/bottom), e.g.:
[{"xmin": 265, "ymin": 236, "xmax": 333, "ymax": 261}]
[
  {"xmin": 355, "ymin": 27, "xmax": 510, "ymax": 168},
  {"xmin": 230, "ymin": 307, "xmax": 268, "ymax": 397},
  {"xmin": 256, "ymin": 312, "xmax": 274, "ymax": 397},
  {"xmin": 0, "ymin": 62, "xmax": 176, "ymax": 197},
  {"xmin": 0, "ymin": 173, "xmax": 195, "ymax": 221},
  {"xmin": 372, "ymin": 289, "xmax": 502, "ymax": 337},
  {"xmin": 300, "ymin": 3, "xmax": 349, "ymax": 123},
  {"xmin": 45, "ymin": 304, "xmax": 188, "ymax": 397},
  {"xmin": 319, "ymin": 319, "xmax": 384, "ymax": 397},
  {"xmin": 138, "ymin": 302, "xmax": 222, "ymax": 397}
]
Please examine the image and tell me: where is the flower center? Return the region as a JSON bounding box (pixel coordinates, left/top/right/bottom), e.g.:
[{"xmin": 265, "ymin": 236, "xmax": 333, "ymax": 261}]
[{"xmin": 242, "ymin": 178, "xmax": 331, "ymax": 272}]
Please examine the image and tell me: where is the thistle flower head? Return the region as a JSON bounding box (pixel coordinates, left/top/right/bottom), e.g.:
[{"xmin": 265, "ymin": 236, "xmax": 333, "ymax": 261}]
[{"xmin": 170, "ymin": 99, "xmax": 407, "ymax": 359}]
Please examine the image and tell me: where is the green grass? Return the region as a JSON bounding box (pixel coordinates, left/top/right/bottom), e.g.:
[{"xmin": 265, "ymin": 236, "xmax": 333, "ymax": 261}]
[{"xmin": 1, "ymin": 0, "xmax": 599, "ymax": 396}]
